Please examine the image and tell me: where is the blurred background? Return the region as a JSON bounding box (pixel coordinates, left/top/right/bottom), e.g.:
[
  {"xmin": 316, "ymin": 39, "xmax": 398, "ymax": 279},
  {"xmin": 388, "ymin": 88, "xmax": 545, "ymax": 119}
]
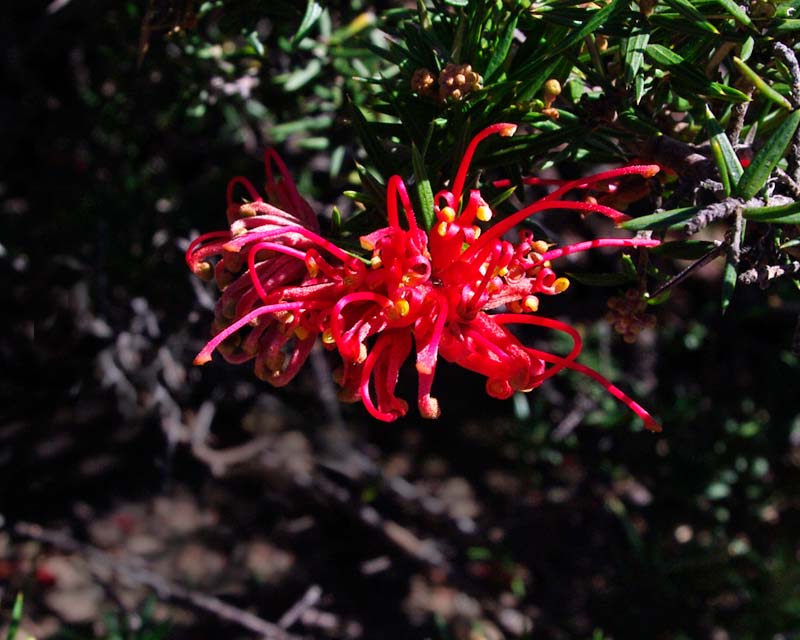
[{"xmin": 3, "ymin": 1, "xmax": 800, "ymax": 639}]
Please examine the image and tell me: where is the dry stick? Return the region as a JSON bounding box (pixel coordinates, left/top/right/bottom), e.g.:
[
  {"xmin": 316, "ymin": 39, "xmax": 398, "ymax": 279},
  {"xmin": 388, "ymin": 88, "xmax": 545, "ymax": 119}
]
[
  {"xmin": 11, "ymin": 522, "xmax": 302, "ymax": 640},
  {"xmin": 730, "ymin": 87, "xmax": 754, "ymax": 147},
  {"xmin": 774, "ymin": 42, "xmax": 800, "ymax": 184},
  {"xmin": 738, "ymin": 261, "xmax": 800, "ymax": 286},
  {"xmin": 648, "ymin": 242, "xmax": 725, "ymax": 300},
  {"xmin": 278, "ymin": 585, "xmax": 323, "ymax": 630},
  {"xmin": 185, "ymin": 409, "xmax": 452, "ymax": 569}
]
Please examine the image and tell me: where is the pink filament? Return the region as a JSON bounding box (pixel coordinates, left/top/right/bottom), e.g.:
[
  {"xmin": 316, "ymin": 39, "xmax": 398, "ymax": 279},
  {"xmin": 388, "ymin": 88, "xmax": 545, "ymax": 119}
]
[
  {"xmin": 246, "ymin": 241, "xmax": 309, "ymax": 302},
  {"xmin": 450, "ymin": 123, "xmax": 518, "ymax": 207},
  {"xmin": 194, "ymin": 301, "xmax": 309, "ymax": 365},
  {"xmin": 534, "ymin": 238, "xmax": 661, "ymax": 266},
  {"xmin": 226, "ymin": 176, "xmax": 262, "ymax": 206},
  {"xmin": 531, "ymin": 348, "xmax": 662, "ymax": 432}
]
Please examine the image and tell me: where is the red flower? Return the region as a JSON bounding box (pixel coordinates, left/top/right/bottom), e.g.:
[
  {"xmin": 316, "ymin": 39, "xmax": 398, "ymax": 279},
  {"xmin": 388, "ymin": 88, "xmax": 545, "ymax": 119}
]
[{"xmin": 190, "ymin": 125, "xmax": 662, "ymax": 431}]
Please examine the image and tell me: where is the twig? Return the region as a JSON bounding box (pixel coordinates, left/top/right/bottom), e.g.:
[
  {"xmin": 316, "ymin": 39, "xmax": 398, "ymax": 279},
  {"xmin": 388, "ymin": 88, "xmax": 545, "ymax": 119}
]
[
  {"xmin": 738, "ymin": 261, "xmax": 800, "ymax": 287},
  {"xmin": 188, "ymin": 400, "xmax": 278, "ymax": 477},
  {"xmin": 729, "ymin": 88, "xmax": 754, "ymax": 147},
  {"xmin": 683, "ymin": 199, "xmax": 744, "ymax": 235},
  {"xmin": 10, "ymin": 521, "xmax": 302, "ymax": 640},
  {"xmin": 278, "ymin": 585, "xmax": 323, "ymax": 630},
  {"xmin": 648, "ymin": 242, "xmax": 725, "ymax": 299},
  {"xmin": 774, "ymin": 42, "xmax": 800, "ymax": 183},
  {"xmin": 774, "ymin": 42, "xmax": 800, "ymax": 108},
  {"xmin": 310, "ymin": 472, "xmax": 450, "ymax": 569}
]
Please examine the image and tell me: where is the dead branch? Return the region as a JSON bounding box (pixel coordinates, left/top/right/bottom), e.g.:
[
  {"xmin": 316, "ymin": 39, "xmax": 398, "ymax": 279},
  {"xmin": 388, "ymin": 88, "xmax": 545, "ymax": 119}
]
[
  {"xmin": 10, "ymin": 521, "xmax": 303, "ymax": 640},
  {"xmin": 738, "ymin": 261, "xmax": 800, "ymax": 287}
]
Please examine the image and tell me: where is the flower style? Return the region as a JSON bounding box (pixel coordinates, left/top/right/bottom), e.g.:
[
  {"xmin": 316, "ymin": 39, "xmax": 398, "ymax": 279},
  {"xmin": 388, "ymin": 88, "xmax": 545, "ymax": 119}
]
[{"xmin": 189, "ymin": 124, "xmax": 663, "ymax": 432}]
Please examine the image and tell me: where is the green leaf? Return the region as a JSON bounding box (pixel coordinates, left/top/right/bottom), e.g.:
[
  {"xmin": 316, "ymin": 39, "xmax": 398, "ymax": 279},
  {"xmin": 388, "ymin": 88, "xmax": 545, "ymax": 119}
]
[
  {"xmin": 623, "ymin": 30, "xmax": 650, "ymax": 85},
  {"xmin": 663, "ymin": 0, "xmax": 720, "ymax": 34},
  {"xmin": 733, "ymin": 57, "xmax": 793, "ymax": 110},
  {"xmin": 547, "ymin": 0, "xmax": 622, "ymax": 59},
  {"xmin": 411, "ymin": 143, "xmax": 435, "ymax": 230},
  {"xmin": 283, "ymin": 58, "xmax": 322, "ymax": 91},
  {"xmin": 714, "ymin": 0, "xmax": 754, "ymax": 28},
  {"xmin": 484, "ymin": 11, "xmax": 519, "ymax": 81},
  {"xmin": 445, "ymin": 0, "xmax": 469, "ymax": 6},
  {"xmin": 620, "ymin": 207, "xmax": 700, "ymax": 231},
  {"xmin": 246, "ymin": 30, "xmax": 265, "ymax": 57},
  {"xmin": 6, "ymin": 593, "xmax": 23, "ymax": 640},
  {"xmin": 646, "ymin": 45, "xmax": 751, "ymax": 103},
  {"xmin": 736, "ymin": 109, "xmax": 800, "ymax": 199},
  {"xmin": 722, "ymin": 219, "xmax": 746, "ymax": 313},
  {"xmin": 291, "ymin": 0, "xmax": 324, "ymax": 46},
  {"xmin": 706, "ymin": 106, "xmax": 744, "ymax": 196},
  {"xmin": 349, "ymin": 101, "xmax": 392, "ymax": 178},
  {"xmin": 721, "ymin": 258, "xmax": 738, "ymax": 313},
  {"xmin": 621, "ymin": 253, "xmax": 638, "ymax": 278},
  {"xmin": 744, "ymin": 200, "xmax": 800, "ymax": 223}
]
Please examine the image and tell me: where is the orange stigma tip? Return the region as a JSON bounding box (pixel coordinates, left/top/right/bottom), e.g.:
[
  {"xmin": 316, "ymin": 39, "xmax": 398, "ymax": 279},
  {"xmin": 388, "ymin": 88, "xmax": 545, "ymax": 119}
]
[
  {"xmin": 435, "ymin": 221, "xmax": 449, "ymax": 237},
  {"xmin": 194, "ymin": 354, "xmax": 211, "ymax": 366},
  {"xmin": 499, "ymin": 124, "xmax": 518, "ymax": 137},
  {"xmin": 646, "ymin": 420, "xmax": 663, "ymax": 433},
  {"xmin": 360, "ymin": 238, "xmax": 375, "ymax": 251},
  {"xmin": 642, "ymin": 164, "xmax": 661, "ymax": 178}
]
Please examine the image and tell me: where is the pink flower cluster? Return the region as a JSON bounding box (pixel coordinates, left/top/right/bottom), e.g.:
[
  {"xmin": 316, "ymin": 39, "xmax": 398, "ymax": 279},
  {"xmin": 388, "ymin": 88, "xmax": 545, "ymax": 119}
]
[{"xmin": 187, "ymin": 124, "xmax": 662, "ymax": 431}]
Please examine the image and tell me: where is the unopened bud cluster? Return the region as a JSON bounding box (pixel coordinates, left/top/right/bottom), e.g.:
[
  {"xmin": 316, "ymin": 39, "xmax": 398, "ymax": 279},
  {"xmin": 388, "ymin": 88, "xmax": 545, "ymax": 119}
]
[
  {"xmin": 606, "ymin": 289, "xmax": 657, "ymax": 343},
  {"xmin": 411, "ymin": 63, "xmax": 483, "ymax": 102}
]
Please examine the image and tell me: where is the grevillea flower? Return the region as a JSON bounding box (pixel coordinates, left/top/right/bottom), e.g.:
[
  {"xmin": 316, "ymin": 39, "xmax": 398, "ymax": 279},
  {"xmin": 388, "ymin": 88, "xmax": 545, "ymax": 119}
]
[{"xmin": 189, "ymin": 124, "xmax": 663, "ymax": 432}]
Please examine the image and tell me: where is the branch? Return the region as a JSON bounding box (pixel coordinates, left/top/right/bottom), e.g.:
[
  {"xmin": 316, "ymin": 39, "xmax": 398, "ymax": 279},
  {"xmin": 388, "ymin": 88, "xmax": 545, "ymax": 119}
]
[
  {"xmin": 738, "ymin": 261, "xmax": 800, "ymax": 287},
  {"xmin": 10, "ymin": 521, "xmax": 303, "ymax": 640}
]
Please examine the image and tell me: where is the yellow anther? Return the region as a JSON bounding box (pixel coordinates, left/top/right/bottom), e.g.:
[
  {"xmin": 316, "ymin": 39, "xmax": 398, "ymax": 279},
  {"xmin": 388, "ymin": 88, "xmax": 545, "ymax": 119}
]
[
  {"xmin": 471, "ymin": 225, "xmax": 481, "ymax": 239},
  {"xmin": 476, "ymin": 205, "xmax": 492, "ymax": 222},
  {"xmin": 306, "ymin": 260, "xmax": 319, "ymax": 278},
  {"xmin": 497, "ymin": 266, "xmax": 509, "ymax": 277},
  {"xmin": 322, "ymin": 328, "xmax": 336, "ymax": 344},
  {"xmin": 440, "ymin": 206, "xmax": 456, "ymax": 222},
  {"xmin": 294, "ymin": 326, "xmax": 310, "ymax": 340},
  {"xmin": 532, "ymin": 240, "xmax": 550, "ymax": 254},
  {"xmin": 523, "ymin": 295, "xmax": 540, "ymax": 312},
  {"xmin": 370, "ymin": 255, "xmax": 383, "ymax": 269},
  {"xmin": 240, "ymin": 203, "xmax": 259, "ymax": 218},
  {"xmin": 553, "ymin": 277, "xmax": 570, "ymax": 293},
  {"xmin": 194, "ymin": 261, "xmax": 213, "ymax": 281},
  {"xmin": 360, "ymin": 237, "xmax": 375, "ymax": 251},
  {"xmin": 435, "ymin": 221, "xmax": 449, "ymax": 237},
  {"xmin": 394, "ymin": 299, "xmax": 410, "ymax": 317}
]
